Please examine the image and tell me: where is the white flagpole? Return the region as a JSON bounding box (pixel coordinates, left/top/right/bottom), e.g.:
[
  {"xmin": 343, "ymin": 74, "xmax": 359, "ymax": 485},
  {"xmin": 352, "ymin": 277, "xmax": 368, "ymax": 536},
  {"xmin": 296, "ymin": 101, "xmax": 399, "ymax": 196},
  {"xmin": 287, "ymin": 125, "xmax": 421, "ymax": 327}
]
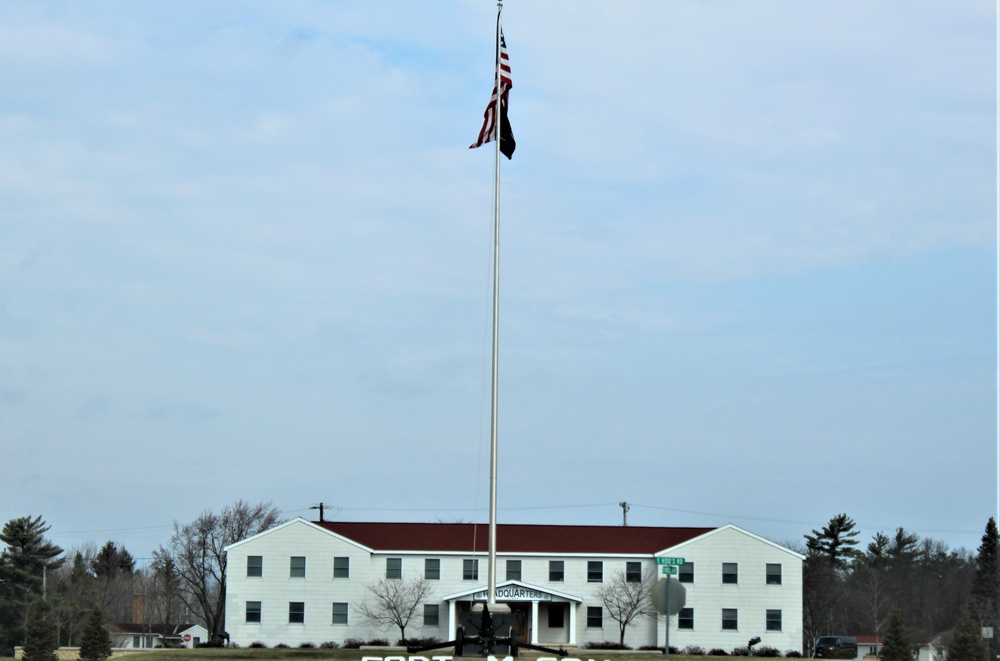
[{"xmin": 487, "ymin": 0, "xmax": 503, "ymax": 608}]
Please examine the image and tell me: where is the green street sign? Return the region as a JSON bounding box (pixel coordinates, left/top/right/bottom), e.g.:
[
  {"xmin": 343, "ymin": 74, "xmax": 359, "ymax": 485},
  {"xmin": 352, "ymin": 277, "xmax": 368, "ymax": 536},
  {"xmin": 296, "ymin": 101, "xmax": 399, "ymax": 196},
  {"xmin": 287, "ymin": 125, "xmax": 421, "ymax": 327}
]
[
  {"xmin": 656, "ymin": 557, "xmax": 686, "ymax": 566},
  {"xmin": 661, "ymin": 566, "xmax": 678, "ymax": 575}
]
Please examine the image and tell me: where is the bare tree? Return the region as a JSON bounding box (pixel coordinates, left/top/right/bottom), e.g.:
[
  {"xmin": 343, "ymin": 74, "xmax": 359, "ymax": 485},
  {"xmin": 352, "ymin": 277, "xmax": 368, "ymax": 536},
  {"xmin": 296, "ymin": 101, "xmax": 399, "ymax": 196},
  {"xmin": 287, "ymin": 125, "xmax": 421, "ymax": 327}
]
[
  {"xmin": 357, "ymin": 577, "xmax": 433, "ymax": 643},
  {"xmin": 595, "ymin": 569, "xmax": 657, "ymax": 647},
  {"xmin": 156, "ymin": 500, "xmax": 281, "ymax": 640}
]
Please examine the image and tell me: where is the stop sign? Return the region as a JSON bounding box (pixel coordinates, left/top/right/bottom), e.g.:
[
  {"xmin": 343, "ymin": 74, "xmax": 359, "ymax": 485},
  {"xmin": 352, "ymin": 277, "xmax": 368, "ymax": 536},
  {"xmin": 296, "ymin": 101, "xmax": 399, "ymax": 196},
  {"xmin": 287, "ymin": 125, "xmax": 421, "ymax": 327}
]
[
  {"xmin": 183, "ymin": 634, "xmax": 191, "ymax": 643},
  {"xmin": 651, "ymin": 577, "xmax": 686, "ymax": 616}
]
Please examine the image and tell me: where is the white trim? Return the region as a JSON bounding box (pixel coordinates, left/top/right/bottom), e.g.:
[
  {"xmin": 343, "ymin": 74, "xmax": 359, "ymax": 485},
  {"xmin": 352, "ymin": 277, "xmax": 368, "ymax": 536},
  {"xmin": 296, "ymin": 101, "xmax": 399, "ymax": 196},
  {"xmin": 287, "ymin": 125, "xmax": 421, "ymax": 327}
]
[
  {"xmin": 656, "ymin": 524, "xmax": 806, "ymax": 560},
  {"xmin": 224, "ymin": 517, "xmax": 375, "ymax": 554}
]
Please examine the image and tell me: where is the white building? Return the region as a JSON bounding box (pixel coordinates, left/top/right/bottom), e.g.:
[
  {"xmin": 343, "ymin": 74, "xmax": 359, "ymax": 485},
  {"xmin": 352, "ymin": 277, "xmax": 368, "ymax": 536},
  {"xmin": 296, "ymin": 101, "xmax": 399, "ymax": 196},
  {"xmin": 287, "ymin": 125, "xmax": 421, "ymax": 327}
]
[{"xmin": 224, "ymin": 518, "xmax": 803, "ymax": 654}]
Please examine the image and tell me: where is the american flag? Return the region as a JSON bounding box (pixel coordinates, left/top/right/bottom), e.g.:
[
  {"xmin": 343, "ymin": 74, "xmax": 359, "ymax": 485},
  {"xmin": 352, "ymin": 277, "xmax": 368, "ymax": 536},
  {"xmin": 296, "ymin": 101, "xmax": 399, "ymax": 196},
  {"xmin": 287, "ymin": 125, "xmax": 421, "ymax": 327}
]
[{"xmin": 470, "ymin": 31, "xmax": 515, "ymax": 159}]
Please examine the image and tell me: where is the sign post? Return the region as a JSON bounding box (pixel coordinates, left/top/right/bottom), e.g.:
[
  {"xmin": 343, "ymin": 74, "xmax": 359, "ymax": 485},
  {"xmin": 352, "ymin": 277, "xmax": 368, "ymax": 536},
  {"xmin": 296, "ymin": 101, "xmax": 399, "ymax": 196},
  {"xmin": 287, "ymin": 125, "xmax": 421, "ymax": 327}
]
[{"xmin": 652, "ymin": 559, "xmax": 686, "ymax": 661}]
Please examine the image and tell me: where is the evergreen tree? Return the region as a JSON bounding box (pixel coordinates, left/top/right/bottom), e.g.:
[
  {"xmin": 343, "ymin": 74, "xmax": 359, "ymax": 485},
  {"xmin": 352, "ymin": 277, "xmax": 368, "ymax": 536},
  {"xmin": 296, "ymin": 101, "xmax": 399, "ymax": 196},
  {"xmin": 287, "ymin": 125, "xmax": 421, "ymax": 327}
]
[
  {"xmin": 0, "ymin": 516, "xmax": 64, "ymax": 655},
  {"xmin": 21, "ymin": 597, "xmax": 58, "ymax": 661},
  {"xmin": 880, "ymin": 609, "xmax": 913, "ymax": 661},
  {"xmin": 972, "ymin": 518, "xmax": 1000, "ymax": 661},
  {"xmin": 947, "ymin": 608, "xmax": 988, "ymax": 661},
  {"xmin": 806, "ymin": 514, "xmax": 862, "ymax": 569},
  {"xmin": 79, "ymin": 607, "xmax": 112, "ymax": 661},
  {"xmin": 804, "ymin": 514, "xmax": 861, "ymax": 652}
]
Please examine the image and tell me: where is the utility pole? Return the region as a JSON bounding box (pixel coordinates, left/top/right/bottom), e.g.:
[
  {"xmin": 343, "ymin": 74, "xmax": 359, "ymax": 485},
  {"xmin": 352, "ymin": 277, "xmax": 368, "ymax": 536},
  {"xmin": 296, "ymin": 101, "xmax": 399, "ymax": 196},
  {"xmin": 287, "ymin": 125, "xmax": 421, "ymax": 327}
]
[
  {"xmin": 619, "ymin": 501, "xmax": 630, "ymax": 527},
  {"xmin": 310, "ymin": 503, "xmax": 328, "ymax": 522}
]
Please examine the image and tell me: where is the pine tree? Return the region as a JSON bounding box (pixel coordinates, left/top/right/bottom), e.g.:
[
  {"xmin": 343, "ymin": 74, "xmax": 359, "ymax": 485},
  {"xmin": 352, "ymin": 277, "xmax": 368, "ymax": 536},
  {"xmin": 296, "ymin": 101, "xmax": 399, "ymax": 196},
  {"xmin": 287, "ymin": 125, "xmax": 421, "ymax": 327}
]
[
  {"xmin": 947, "ymin": 608, "xmax": 988, "ymax": 661},
  {"xmin": 880, "ymin": 609, "xmax": 913, "ymax": 661},
  {"xmin": 79, "ymin": 607, "xmax": 112, "ymax": 661},
  {"xmin": 21, "ymin": 597, "xmax": 58, "ymax": 661},
  {"xmin": 972, "ymin": 518, "xmax": 999, "ymax": 661},
  {"xmin": 0, "ymin": 517, "xmax": 64, "ymax": 656}
]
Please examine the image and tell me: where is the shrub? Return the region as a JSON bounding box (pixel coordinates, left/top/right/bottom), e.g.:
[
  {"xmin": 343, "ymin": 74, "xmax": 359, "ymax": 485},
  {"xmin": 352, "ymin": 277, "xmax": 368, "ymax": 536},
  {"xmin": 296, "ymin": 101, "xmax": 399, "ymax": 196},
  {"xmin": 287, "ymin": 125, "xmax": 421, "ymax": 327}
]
[
  {"xmin": 298, "ymin": 642, "xmax": 316, "ymax": 649},
  {"xmin": 274, "ymin": 644, "xmax": 289, "ymax": 649},
  {"xmin": 709, "ymin": 649, "xmax": 729, "ymax": 656},
  {"xmin": 732, "ymin": 646, "xmax": 750, "ymax": 656},
  {"xmin": 366, "ymin": 638, "xmax": 390, "ymax": 647},
  {"xmin": 342, "ymin": 638, "xmax": 365, "ymax": 649},
  {"xmin": 319, "ymin": 641, "xmax": 340, "ymax": 649},
  {"xmin": 401, "ymin": 637, "xmax": 441, "ymax": 648},
  {"xmin": 639, "ymin": 646, "xmax": 663, "ymax": 651},
  {"xmin": 248, "ymin": 642, "xmax": 267, "ymax": 649},
  {"xmin": 683, "ymin": 645, "xmax": 707, "ymax": 655},
  {"xmin": 785, "ymin": 651, "xmax": 803, "ymax": 658},
  {"xmin": 755, "ymin": 646, "xmax": 781, "ymax": 657},
  {"xmin": 195, "ymin": 640, "xmax": 225, "ymax": 648},
  {"xmin": 584, "ymin": 641, "xmax": 632, "ymax": 650}
]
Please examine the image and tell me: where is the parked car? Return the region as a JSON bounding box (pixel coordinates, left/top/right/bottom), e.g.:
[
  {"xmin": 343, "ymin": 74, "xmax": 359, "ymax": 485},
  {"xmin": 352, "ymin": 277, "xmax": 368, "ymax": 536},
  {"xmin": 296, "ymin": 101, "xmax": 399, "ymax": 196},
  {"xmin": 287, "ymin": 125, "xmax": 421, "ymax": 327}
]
[{"xmin": 814, "ymin": 636, "xmax": 858, "ymax": 659}]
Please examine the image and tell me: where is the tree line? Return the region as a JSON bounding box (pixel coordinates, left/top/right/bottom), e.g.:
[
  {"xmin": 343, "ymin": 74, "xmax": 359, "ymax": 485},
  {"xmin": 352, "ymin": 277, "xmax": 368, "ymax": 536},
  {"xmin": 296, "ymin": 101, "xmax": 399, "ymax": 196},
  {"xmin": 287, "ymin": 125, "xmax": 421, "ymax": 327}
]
[
  {"xmin": 802, "ymin": 513, "xmax": 998, "ymax": 660},
  {"xmin": 0, "ymin": 501, "xmax": 281, "ymax": 656},
  {"xmin": 1, "ymin": 505, "xmax": 996, "ymax": 658}
]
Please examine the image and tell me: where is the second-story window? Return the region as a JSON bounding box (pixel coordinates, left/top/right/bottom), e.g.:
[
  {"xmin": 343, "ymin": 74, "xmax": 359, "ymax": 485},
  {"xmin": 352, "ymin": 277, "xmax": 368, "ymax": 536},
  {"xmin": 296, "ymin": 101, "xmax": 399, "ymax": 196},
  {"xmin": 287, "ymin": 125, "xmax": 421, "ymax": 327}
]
[
  {"xmin": 290, "ymin": 556, "xmax": 306, "ymax": 578},
  {"xmin": 386, "ymin": 557, "xmax": 402, "ymax": 579}
]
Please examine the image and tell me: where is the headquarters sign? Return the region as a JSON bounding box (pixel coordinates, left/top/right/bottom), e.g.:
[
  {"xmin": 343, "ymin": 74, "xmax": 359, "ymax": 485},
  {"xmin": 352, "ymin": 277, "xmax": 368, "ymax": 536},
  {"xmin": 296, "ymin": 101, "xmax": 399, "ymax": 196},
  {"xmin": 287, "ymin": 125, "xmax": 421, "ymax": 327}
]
[{"xmin": 473, "ymin": 586, "xmax": 552, "ymax": 601}]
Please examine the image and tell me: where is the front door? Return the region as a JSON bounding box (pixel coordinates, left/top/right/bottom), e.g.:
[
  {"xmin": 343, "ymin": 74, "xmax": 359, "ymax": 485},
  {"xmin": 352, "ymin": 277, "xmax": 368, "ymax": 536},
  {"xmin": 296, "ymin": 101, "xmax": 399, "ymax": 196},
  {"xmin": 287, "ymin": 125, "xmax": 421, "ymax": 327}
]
[{"xmin": 508, "ymin": 603, "xmax": 531, "ymax": 644}]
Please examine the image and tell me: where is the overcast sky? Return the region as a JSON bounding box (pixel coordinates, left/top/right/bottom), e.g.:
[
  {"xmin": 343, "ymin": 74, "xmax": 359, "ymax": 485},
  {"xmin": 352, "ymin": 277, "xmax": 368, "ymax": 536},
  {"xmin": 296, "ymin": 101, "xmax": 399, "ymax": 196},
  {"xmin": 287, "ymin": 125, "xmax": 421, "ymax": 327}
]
[{"xmin": 1, "ymin": 1, "xmax": 996, "ymax": 563}]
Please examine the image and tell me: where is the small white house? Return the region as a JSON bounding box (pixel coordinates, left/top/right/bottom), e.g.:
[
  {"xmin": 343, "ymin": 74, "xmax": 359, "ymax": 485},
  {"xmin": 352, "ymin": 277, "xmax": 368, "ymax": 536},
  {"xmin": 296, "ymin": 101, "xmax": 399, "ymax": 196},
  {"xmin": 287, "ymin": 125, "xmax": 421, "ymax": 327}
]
[
  {"xmin": 107, "ymin": 623, "xmax": 208, "ymax": 649},
  {"xmin": 854, "ymin": 634, "xmax": 946, "ymax": 661},
  {"xmin": 224, "ymin": 518, "xmax": 803, "ymax": 654}
]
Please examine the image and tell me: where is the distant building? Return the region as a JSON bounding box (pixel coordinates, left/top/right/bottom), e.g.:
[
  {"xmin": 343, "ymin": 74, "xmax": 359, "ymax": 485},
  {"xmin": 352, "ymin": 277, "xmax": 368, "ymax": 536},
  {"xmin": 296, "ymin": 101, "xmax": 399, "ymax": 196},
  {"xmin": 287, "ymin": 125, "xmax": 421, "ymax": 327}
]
[
  {"xmin": 224, "ymin": 518, "xmax": 803, "ymax": 653},
  {"xmin": 106, "ymin": 623, "xmax": 208, "ymax": 649},
  {"xmin": 854, "ymin": 634, "xmax": 946, "ymax": 661}
]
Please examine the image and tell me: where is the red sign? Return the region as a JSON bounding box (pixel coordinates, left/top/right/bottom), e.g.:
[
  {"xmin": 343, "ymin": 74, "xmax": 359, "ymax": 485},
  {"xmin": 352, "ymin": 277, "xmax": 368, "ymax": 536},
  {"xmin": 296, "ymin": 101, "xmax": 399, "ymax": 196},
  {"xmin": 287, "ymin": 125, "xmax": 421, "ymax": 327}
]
[{"xmin": 183, "ymin": 634, "xmax": 191, "ymax": 643}]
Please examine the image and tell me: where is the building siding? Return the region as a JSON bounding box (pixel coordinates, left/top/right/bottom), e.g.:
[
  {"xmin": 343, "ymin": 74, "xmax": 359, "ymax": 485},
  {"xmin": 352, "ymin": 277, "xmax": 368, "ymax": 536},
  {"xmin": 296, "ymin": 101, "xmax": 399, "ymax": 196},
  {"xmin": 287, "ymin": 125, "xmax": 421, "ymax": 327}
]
[{"xmin": 224, "ymin": 519, "xmax": 802, "ymax": 654}]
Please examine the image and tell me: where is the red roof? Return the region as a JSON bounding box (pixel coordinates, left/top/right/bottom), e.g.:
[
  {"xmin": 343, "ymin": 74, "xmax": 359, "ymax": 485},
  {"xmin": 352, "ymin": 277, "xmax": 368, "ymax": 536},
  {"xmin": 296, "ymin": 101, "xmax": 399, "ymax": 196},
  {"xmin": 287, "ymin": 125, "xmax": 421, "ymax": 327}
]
[{"xmin": 315, "ymin": 521, "xmax": 714, "ymax": 554}]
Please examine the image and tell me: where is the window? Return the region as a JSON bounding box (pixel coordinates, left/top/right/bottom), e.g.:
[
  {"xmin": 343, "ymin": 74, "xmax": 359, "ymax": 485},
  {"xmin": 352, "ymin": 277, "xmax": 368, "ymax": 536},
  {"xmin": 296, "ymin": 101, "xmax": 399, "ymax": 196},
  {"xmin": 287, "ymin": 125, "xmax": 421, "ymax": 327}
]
[
  {"xmin": 425, "ymin": 558, "xmax": 440, "ymax": 580},
  {"xmin": 334, "ymin": 557, "xmax": 350, "ymax": 579},
  {"xmin": 289, "ymin": 602, "xmax": 305, "ymax": 624},
  {"xmin": 626, "ymin": 561, "xmax": 642, "ymax": 583},
  {"xmin": 247, "ymin": 556, "xmax": 262, "ymax": 578},
  {"xmin": 506, "ymin": 559, "xmax": 522, "ymax": 581},
  {"xmin": 679, "ymin": 562, "xmax": 694, "ymax": 584},
  {"xmin": 549, "ymin": 560, "xmax": 564, "ymax": 582},
  {"xmin": 133, "ymin": 636, "xmax": 141, "ymax": 649},
  {"xmin": 766, "ymin": 563, "xmax": 782, "ymax": 585},
  {"xmin": 246, "ymin": 601, "xmax": 262, "ymax": 623},
  {"xmin": 463, "ymin": 559, "xmax": 479, "ymax": 580},
  {"xmin": 424, "ymin": 604, "xmax": 440, "ymax": 627},
  {"xmin": 587, "ymin": 606, "xmax": 603, "ymax": 628},
  {"xmin": 386, "ymin": 557, "xmax": 402, "ymax": 579},
  {"xmin": 588, "ymin": 561, "xmax": 603, "ymax": 583},
  {"xmin": 332, "ymin": 603, "xmax": 349, "ymax": 625},
  {"xmin": 722, "ymin": 562, "xmax": 738, "ymax": 584},
  {"xmin": 722, "ymin": 608, "xmax": 738, "ymax": 631},
  {"xmin": 290, "ymin": 556, "xmax": 306, "ymax": 578},
  {"xmin": 679, "ymin": 608, "xmax": 694, "ymax": 630},
  {"xmin": 548, "ymin": 605, "xmax": 564, "ymax": 628},
  {"xmin": 766, "ymin": 609, "xmax": 782, "ymax": 632}
]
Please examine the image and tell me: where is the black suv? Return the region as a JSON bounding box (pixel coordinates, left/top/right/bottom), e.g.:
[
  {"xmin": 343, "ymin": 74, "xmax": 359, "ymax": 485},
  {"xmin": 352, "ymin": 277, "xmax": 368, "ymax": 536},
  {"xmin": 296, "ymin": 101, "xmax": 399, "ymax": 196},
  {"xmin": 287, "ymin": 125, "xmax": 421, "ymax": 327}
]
[{"xmin": 814, "ymin": 636, "xmax": 858, "ymax": 659}]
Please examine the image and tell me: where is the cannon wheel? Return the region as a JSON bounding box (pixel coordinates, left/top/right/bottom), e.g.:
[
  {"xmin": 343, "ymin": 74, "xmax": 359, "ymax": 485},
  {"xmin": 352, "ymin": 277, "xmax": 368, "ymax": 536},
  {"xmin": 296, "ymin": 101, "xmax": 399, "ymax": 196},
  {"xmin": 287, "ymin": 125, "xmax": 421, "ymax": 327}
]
[
  {"xmin": 455, "ymin": 626, "xmax": 465, "ymax": 657},
  {"xmin": 509, "ymin": 626, "xmax": 518, "ymax": 657}
]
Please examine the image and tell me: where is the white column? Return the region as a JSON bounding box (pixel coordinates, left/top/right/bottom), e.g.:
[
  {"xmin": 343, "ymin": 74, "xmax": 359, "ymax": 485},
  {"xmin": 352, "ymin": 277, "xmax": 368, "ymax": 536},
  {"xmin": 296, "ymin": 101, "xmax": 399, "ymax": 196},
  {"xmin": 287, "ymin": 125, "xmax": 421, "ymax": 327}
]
[
  {"xmin": 568, "ymin": 603, "xmax": 577, "ymax": 646},
  {"xmin": 448, "ymin": 600, "xmax": 457, "ymax": 639},
  {"xmin": 531, "ymin": 601, "xmax": 539, "ymax": 644}
]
